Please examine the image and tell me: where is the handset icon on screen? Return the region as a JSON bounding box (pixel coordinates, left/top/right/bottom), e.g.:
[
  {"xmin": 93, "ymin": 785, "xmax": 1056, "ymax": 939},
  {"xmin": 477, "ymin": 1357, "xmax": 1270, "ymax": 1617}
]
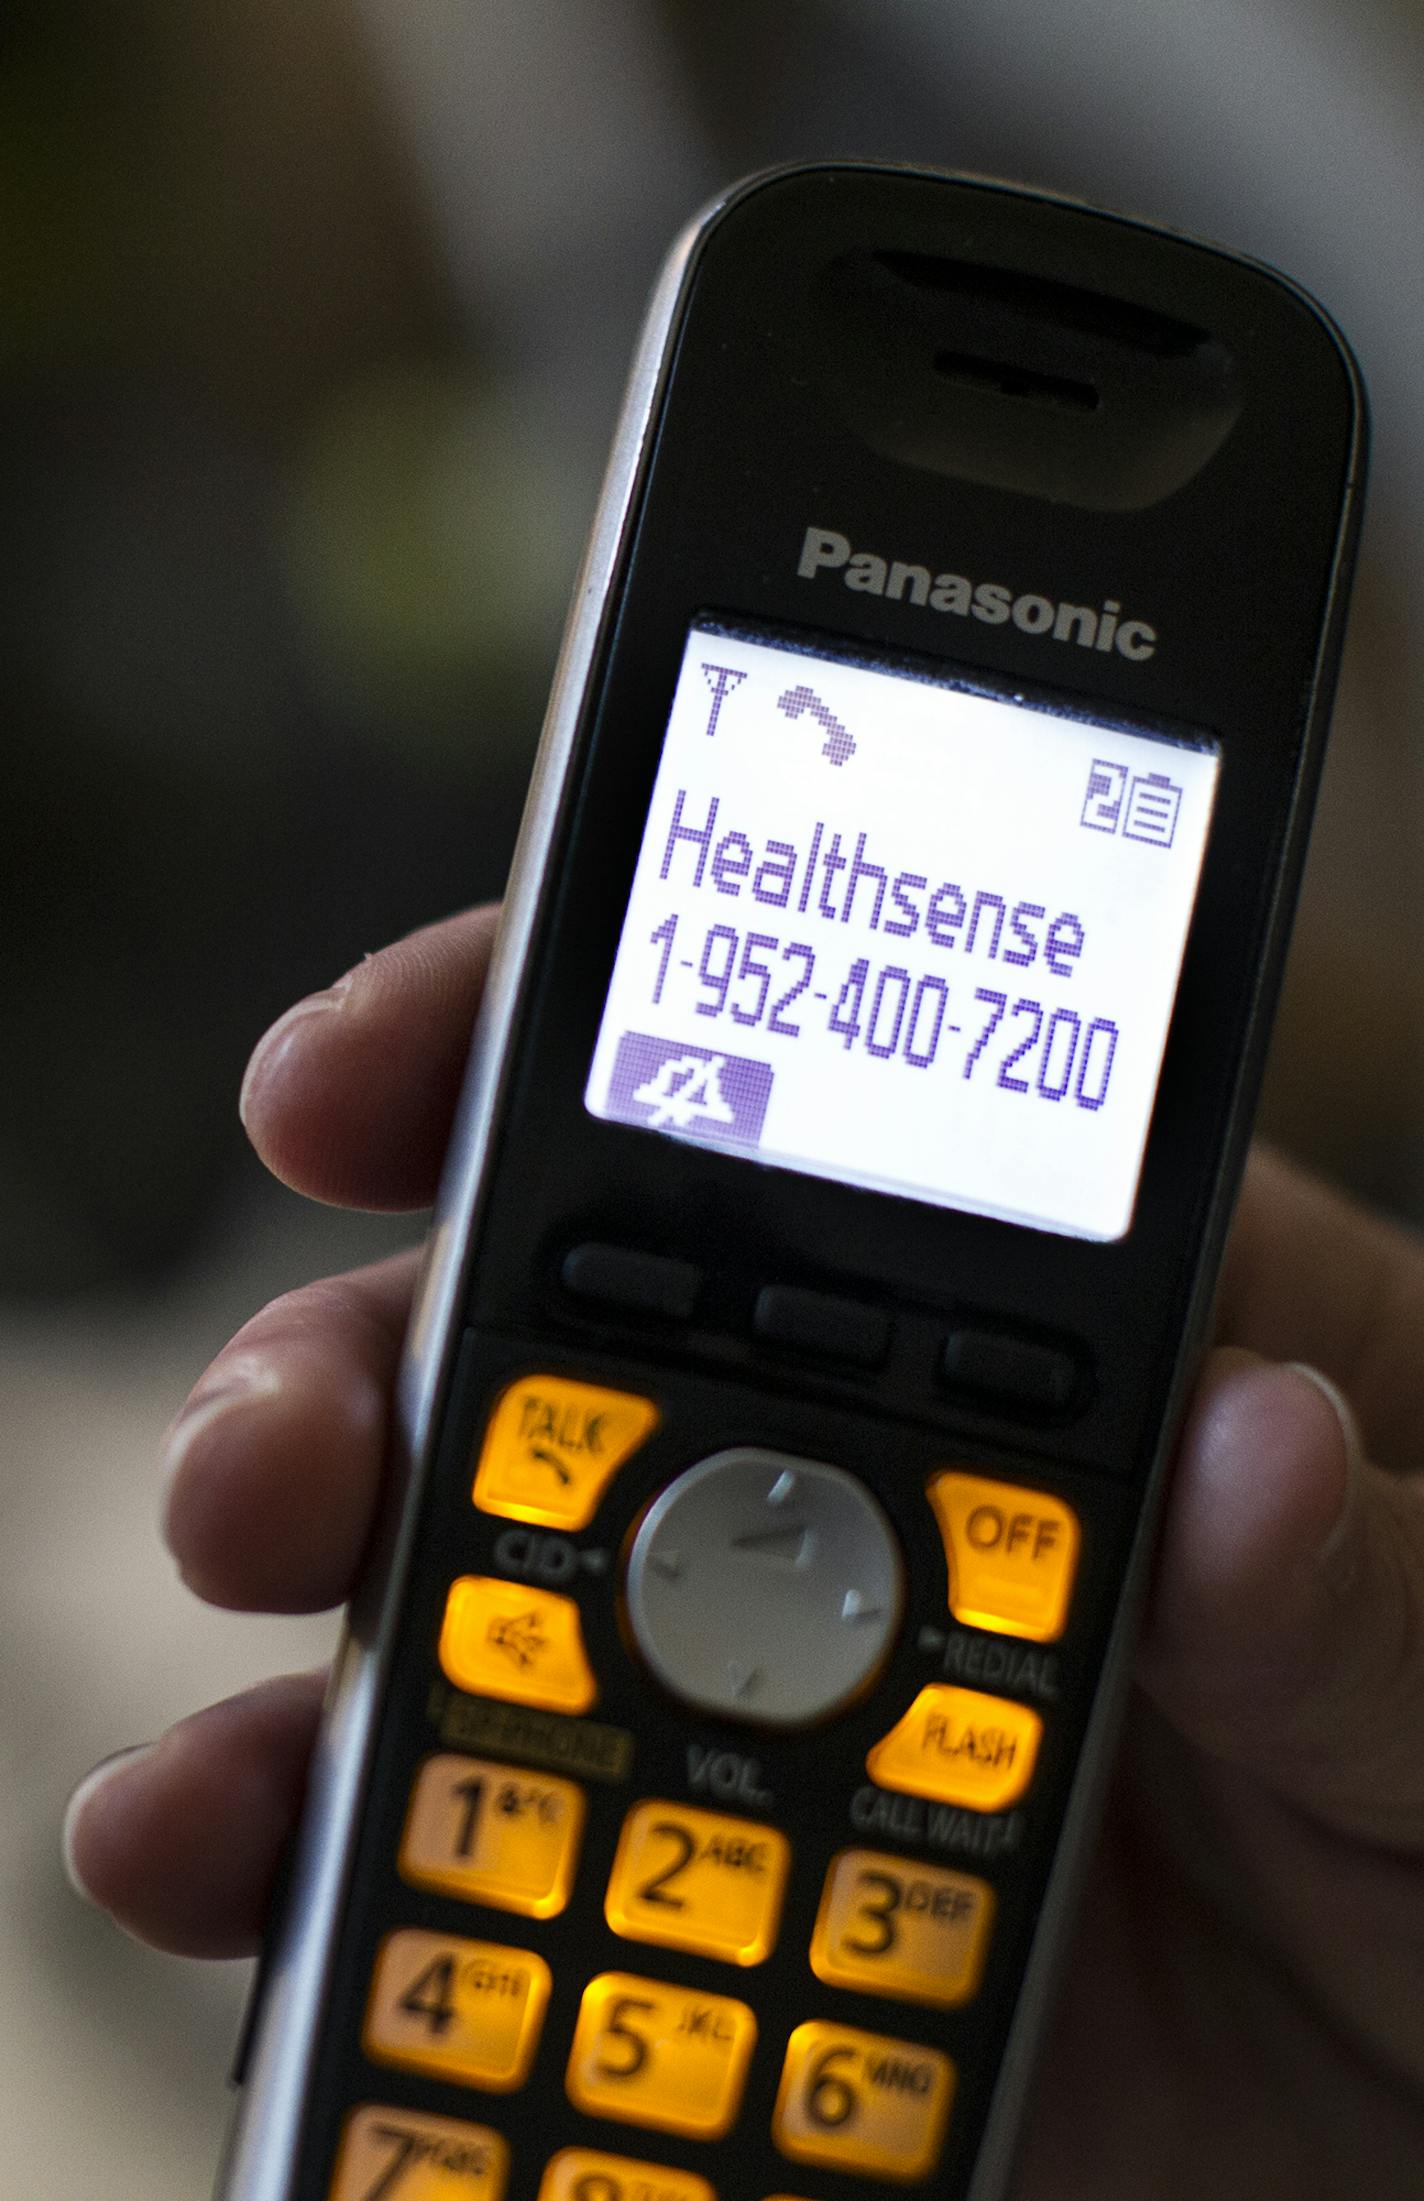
[{"xmin": 777, "ymin": 682, "xmax": 856, "ymax": 766}]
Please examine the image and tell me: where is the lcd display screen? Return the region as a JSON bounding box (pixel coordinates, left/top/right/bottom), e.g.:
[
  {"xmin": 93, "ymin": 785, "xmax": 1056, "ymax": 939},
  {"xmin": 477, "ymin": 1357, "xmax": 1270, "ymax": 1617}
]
[{"xmin": 585, "ymin": 623, "xmax": 1219, "ymax": 1240}]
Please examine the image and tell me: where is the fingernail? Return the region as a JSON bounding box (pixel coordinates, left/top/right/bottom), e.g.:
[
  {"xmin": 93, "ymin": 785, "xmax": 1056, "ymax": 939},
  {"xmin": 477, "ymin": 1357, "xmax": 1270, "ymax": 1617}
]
[
  {"xmin": 1287, "ymin": 1362, "xmax": 1365, "ymax": 1570},
  {"xmin": 238, "ymin": 974, "xmax": 353, "ymax": 1129},
  {"xmin": 62, "ymin": 1745, "xmax": 156, "ymax": 1903},
  {"xmin": 161, "ymin": 1354, "xmax": 283, "ymax": 1500}
]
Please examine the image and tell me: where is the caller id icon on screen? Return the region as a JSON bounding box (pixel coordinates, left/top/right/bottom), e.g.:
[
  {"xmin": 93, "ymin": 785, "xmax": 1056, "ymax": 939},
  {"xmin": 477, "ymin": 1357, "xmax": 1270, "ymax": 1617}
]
[{"xmin": 586, "ymin": 622, "xmax": 1219, "ymax": 1241}]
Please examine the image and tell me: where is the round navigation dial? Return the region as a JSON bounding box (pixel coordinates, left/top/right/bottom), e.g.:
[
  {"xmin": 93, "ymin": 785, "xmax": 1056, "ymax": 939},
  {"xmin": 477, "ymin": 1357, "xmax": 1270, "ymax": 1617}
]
[{"xmin": 625, "ymin": 1449, "xmax": 905, "ymax": 1728}]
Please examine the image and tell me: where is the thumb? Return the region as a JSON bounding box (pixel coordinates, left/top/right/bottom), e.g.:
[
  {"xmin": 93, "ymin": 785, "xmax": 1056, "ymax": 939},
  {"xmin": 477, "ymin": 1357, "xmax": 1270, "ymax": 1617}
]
[{"xmin": 1137, "ymin": 1349, "xmax": 1424, "ymax": 1849}]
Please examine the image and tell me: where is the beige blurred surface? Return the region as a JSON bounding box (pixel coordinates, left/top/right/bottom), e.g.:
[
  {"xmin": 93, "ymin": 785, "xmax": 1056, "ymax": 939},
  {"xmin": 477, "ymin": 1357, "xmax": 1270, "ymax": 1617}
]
[{"xmin": 1, "ymin": 1190, "xmax": 408, "ymax": 2195}]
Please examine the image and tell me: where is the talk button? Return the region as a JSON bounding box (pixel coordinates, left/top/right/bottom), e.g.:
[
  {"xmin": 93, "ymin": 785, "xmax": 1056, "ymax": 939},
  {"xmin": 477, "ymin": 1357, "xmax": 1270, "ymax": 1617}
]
[
  {"xmin": 473, "ymin": 1375, "xmax": 659, "ymax": 1530},
  {"xmin": 926, "ymin": 1472, "xmax": 1079, "ymax": 1643}
]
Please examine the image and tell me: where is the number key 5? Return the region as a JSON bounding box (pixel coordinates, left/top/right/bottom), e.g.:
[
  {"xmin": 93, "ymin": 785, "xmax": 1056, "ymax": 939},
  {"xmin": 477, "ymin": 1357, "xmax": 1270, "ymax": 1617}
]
[{"xmin": 566, "ymin": 1973, "xmax": 757, "ymax": 2139}]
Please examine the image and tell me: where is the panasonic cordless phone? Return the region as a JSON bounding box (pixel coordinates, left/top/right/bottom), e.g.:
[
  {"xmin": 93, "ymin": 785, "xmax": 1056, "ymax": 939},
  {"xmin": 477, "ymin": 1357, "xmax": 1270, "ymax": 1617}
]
[{"xmin": 218, "ymin": 166, "xmax": 1365, "ymax": 2201}]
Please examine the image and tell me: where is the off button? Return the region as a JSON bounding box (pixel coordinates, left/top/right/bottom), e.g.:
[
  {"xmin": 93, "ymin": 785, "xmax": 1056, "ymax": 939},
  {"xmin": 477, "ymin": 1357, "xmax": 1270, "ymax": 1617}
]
[
  {"xmin": 927, "ymin": 1472, "xmax": 1079, "ymax": 1643},
  {"xmin": 625, "ymin": 1451, "xmax": 904, "ymax": 1728}
]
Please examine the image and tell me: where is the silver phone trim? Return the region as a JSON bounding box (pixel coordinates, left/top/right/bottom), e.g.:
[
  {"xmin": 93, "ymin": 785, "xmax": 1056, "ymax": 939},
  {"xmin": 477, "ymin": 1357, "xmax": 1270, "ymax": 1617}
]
[{"xmin": 215, "ymin": 191, "xmax": 729, "ymax": 2201}]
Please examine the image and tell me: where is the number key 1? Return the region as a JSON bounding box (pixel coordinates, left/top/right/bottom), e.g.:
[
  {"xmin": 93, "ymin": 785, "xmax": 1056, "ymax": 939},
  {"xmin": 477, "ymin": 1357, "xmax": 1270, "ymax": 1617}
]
[{"xmin": 399, "ymin": 1755, "xmax": 585, "ymax": 1918}]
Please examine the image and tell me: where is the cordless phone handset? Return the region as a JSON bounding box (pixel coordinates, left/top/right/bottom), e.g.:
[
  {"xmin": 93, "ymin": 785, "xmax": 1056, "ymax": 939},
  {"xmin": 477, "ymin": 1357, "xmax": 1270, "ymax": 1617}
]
[{"xmin": 216, "ymin": 165, "xmax": 1365, "ymax": 2201}]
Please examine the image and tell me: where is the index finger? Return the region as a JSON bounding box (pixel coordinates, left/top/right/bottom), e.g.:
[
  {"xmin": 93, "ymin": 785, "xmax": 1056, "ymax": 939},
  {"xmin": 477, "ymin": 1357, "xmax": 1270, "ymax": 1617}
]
[
  {"xmin": 239, "ymin": 904, "xmax": 500, "ymax": 1211},
  {"xmin": 1220, "ymin": 1145, "xmax": 1424, "ymax": 1473}
]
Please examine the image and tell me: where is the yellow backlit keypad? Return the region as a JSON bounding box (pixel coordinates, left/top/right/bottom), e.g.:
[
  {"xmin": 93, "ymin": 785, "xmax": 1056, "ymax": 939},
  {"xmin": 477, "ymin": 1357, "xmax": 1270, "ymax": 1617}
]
[
  {"xmin": 926, "ymin": 1472, "xmax": 1079, "ymax": 1642},
  {"xmin": 473, "ymin": 1376, "xmax": 659, "ymax": 1529},
  {"xmin": 773, "ymin": 2020, "xmax": 955, "ymax": 2182},
  {"xmin": 439, "ymin": 1577, "xmax": 598, "ymax": 1715},
  {"xmin": 363, "ymin": 1930, "xmax": 550, "ymax": 2092},
  {"xmin": 604, "ymin": 1801, "xmax": 791, "ymax": 1967},
  {"xmin": 328, "ymin": 2106, "xmax": 509, "ymax": 2201},
  {"xmin": 566, "ymin": 1971, "xmax": 757, "ymax": 2139},
  {"xmin": 866, "ymin": 1685, "xmax": 1041, "ymax": 1812},
  {"xmin": 536, "ymin": 2149, "xmax": 715, "ymax": 2201},
  {"xmin": 399, "ymin": 1755, "xmax": 585, "ymax": 1919},
  {"xmin": 810, "ymin": 1849, "xmax": 994, "ymax": 2007}
]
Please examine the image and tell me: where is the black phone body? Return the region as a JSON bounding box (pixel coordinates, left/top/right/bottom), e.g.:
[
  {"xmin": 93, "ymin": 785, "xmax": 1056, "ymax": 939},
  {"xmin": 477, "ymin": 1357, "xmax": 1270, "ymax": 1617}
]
[{"xmin": 219, "ymin": 166, "xmax": 1365, "ymax": 2201}]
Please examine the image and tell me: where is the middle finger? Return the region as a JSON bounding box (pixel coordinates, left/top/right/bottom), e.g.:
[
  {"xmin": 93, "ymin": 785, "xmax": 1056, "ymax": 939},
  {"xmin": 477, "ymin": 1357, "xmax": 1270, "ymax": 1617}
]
[{"xmin": 162, "ymin": 1248, "xmax": 420, "ymax": 1613}]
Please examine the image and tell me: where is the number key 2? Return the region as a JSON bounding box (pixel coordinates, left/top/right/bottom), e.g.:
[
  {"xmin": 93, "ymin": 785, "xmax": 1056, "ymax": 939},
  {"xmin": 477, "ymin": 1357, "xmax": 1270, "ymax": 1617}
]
[{"xmin": 604, "ymin": 1800, "xmax": 790, "ymax": 1965}]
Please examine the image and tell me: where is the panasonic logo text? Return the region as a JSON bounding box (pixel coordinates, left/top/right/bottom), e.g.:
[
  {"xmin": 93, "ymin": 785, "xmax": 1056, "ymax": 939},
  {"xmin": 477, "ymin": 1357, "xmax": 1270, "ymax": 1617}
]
[{"xmin": 797, "ymin": 526, "xmax": 1157, "ymax": 663}]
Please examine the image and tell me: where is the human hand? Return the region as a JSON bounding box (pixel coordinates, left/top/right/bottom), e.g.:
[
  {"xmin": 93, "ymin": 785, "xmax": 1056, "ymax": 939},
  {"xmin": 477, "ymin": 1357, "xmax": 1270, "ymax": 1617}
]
[{"xmin": 63, "ymin": 907, "xmax": 1424, "ymax": 2198}]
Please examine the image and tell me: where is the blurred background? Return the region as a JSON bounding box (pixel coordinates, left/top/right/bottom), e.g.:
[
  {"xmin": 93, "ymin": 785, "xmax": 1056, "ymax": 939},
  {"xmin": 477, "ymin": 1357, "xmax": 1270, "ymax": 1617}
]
[{"xmin": 6, "ymin": 0, "xmax": 1423, "ymax": 2189}]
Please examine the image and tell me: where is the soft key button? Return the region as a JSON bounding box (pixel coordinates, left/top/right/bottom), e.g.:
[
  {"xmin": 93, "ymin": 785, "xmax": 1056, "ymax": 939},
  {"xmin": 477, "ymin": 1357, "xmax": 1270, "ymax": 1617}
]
[
  {"xmin": 926, "ymin": 1472, "xmax": 1079, "ymax": 1642},
  {"xmin": 566, "ymin": 1972, "xmax": 757, "ymax": 2139},
  {"xmin": 866, "ymin": 1685, "xmax": 1041, "ymax": 1812},
  {"xmin": 536, "ymin": 2150, "xmax": 714, "ymax": 2201},
  {"xmin": 328, "ymin": 2107, "xmax": 509, "ymax": 2201},
  {"xmin": 473, "ymin": 1375, "xmax": 659, "ymax": 1530},
  {"xmin": 439, "ymin": 1578, "xmax": 597, "ymax": 1715},
  {"xmin": 772, "ymin": 2021, "xmax": 955, "ymax": 2183},
  {"xmin": 399, "ymin": 1755, "xmax": 585, "ymax": 1918},
  {"xmin": 605, "ymin": 1801, "xmax": 790, "ymax": 1966},
  {"xmin": 810, "ymin": 1849, "xmax": 993, "ymax": 2007},
  {"xmin": 364, "ymin": 1931, "xmax": 550, "ymax": 2091}
]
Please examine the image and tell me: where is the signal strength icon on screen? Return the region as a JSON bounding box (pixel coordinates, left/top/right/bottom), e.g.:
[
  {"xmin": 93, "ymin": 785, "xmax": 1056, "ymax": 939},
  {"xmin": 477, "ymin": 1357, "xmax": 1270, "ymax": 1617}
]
[{"xmin": 699, "ymin": 663, "xmax": 747, "ymax": 739}]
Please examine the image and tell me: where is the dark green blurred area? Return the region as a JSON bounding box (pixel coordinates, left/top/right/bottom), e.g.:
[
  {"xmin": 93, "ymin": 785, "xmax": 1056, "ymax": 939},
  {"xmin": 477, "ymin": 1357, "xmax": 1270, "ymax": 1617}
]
[
  {"xmin": 6, "ymin": 0, "xmax": 1423, "ymax": 1301},
  {"xmin": 2, "ymin": 0, "xmax": 562, "ymax": 1291}
]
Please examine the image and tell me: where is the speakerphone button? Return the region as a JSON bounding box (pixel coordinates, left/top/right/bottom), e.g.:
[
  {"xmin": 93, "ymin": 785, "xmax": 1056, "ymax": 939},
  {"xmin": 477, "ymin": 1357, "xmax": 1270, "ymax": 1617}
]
[
  {"xmin": 439, "ymin": 1578, "xmax": 598, "ymax": 1715},
  {"xmin": 866, "ymin": 1685, "xmax": 1041, "ymax": 1812},
  {"xmin": 399, "ymin": 1755, "xmax": 585, "ymax": 1918},
  {"xmin": 605, "ymin": 1800, "xmax": 791, "ymax": 1966},
  {"xmin": 753, "ymin": 1286, "xmax": 890, "ymax": 1368},
  {"xmin": 562, "ymin": 1243, "xmax": 702, "ymax": 1321},
  {"xmin": 810, "ymin": 1849, "xmax": 994, "ymax": 2007},
  {"xmin": 536, "ymin": 2149, "xmax": 715, "ymax": 2201},
  {"xmin": 473, "ymin": 1374, "xmax": 659, "ymax": 1529},
  {"xmin": 363, "ymin": 1930, "xmax": 551, "ymax": 2092},
  {"xmin": 566, "ymin": 1971, "xmax": 757, "ymax": 2139},
  {"xmin": 625, "ymin": 1449, "xmax": 904, "ymax": 1728},
  {"xmin": 926, "ymin": 1472, "xmax": 1079, "ymax": 1643},
  {"xmin": 940, "ymin": 1327, "xmax": 1078, "ymax": 1415},
  {"xmin": 327, "ymin": 2106, "xmax": 509, "ymax": 2201},
  {"xmin": 772, "ymin": 2020, "xmax": 955, "ymax": 2182}
]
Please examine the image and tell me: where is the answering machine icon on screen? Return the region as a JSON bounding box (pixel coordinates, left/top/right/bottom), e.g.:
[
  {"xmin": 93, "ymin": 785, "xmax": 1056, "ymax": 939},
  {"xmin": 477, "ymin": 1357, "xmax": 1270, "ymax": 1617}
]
[{"xmin": 1081, "ymin": 758, "xmax": 1183, "ymax": 849}]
